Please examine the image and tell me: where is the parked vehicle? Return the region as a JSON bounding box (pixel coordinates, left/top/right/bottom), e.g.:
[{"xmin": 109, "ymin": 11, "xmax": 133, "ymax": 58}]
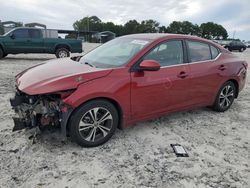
[
  {"xmin": 0, "ymin": 27, "xmax": 82, "ymax": 59},
  {"xmin": 244, "ymin": 42, "xmax": 250, "ymax": 48},
  {"xmin": 224, "ymin": 41, "xmax": 247, "ymax": 52},
  {"xmin": 10, "ymin": 34, "xmax": 248, "ymax": 147}
]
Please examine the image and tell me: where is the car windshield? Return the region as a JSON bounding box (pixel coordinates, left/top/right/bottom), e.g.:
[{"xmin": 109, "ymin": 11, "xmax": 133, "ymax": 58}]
[
  {"xmin": 3, "ymin": 28, "xmax": 15, "ymax": 36},
  {"xmin": 80, "ymin": 37, "xmax": 151, "ymax": 68}
]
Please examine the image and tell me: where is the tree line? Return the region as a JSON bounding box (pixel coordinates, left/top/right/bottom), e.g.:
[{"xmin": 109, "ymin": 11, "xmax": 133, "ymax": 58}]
[{"xmin": 72, "ymin": 16, "xmax": 228, "ymax": 40}]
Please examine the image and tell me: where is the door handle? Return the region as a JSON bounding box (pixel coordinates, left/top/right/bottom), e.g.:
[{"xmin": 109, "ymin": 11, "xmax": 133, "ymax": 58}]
[
  {"xmin": 177, "ymin": 71, "xmax": 188, "ymax": 79},
  {"xmin": 219, "ymin": 65, "xmax": 226, "ymax": 71}
]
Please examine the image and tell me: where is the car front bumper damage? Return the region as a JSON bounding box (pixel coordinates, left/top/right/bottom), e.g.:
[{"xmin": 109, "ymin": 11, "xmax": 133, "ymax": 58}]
[{"xmin": 10, "ymin": 89, "xmax": 73, "ymax": 136}]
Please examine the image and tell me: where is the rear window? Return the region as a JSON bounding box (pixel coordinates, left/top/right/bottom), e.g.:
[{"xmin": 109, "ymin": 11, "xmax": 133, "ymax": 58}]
[
  {"xmin": 187, "ymin": 41, "xmax": 211, "ymax": 62},
  {"xmin": 29, "ymin": 29, "xmax": 41, "ymax": 38},
  {"xmin": 210, "ymin": 45, "xmax": 220, "ymax": 59}
]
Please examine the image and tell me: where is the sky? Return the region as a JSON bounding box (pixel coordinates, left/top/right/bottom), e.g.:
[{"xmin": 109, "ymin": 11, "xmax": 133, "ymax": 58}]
[{"xmin": 0, "ymin": 0, "xmax": 249, "ymax": 40}]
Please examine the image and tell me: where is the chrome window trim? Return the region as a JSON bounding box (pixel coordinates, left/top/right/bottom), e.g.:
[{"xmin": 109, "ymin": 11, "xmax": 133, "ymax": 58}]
[{"xmin": 160, "ymin": 52, "xmax": 221, "ymax": 69}]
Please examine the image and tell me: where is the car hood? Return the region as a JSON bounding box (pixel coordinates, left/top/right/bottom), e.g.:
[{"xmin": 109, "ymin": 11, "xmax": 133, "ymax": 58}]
[{"xmin": 16, "ymin": 58, "xmax": 112, "ymax": 95}]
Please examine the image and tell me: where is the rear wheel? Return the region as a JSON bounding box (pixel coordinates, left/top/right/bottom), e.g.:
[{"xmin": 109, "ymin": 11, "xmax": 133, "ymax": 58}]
[
  {"xmin": 69, "ymin": 100, "xmax": 118, "ymax": 147},
  {"xmin": 239, "ymin": 48, "xmax": 244, "ymax": 52},
  {"xmin": 55, "ymin": 48, "xmax": 70, "ymax": 58},
  {"xmin": 213, "ymin": 81, "xmax": 236, "ymax": 112}
]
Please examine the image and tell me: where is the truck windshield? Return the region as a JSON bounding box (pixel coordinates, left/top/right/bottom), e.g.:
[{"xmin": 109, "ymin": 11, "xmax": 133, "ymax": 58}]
[
  {"xmin": 3, "ymin": 29, "xmax": 14, "ymax": 36},
  {"xmin": 80, "ymin": 38, "xmax": 151, "ymax": 68}
]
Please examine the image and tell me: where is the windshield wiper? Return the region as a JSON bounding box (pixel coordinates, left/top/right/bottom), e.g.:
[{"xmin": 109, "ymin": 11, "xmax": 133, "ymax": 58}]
[{"xmin": 83, "ymin": 62, "xmax": 95, "ymax": 67}]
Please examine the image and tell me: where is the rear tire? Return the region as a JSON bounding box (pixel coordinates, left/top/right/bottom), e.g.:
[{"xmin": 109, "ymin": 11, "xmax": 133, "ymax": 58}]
[
  {"xmin": 69, "ymin": 100, "xmax": 118, "ymax": 147},
  {"xmin": 55, "ymin": 48, "xmax": 70, "ymax": 58},
  {"xmin": 213, "ymin": 81, "xmax": 236, "ymax": 112}
]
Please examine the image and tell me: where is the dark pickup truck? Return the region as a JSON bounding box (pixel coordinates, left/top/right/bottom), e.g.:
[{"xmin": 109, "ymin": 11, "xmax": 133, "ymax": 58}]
[{"xmin": 0, "ymin": 27, "xmax": 82, "ymax": 59}]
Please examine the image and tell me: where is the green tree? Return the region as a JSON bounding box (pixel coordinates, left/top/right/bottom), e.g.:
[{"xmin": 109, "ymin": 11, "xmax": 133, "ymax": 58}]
[
  {"xmin": 200, "ymin": 22, "xmax": 228, "ymax": 39},
  {"xmin": 123, "ymin": 20, "xmax": 140, "ymax": 34},
  {"xmin": 159, "ymin": 26, "xmax": 168, "ymax": 33},
  {"xmin": 139, "ymin": 20, "xmax": 160, "ymax": 33},
  {"xmin": 167, "ymin": 21, "xmax": 201, "ymax": 36},
  {"xmin": 0, "ymin": 24, "xmax": 4, "ymax": 35},
  {"xmin": 73, "ymin": 16, "xmax": 103, "ymax": 31}
]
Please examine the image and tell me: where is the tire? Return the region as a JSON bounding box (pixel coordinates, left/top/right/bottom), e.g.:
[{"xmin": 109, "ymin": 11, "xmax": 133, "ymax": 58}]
[
  {"xmin": 0, "ymin": 48, "xmax": 3, "ymax": 59},
  {"xmin": 213, "ymin": 81, "xmax": 236, "ymax": 112},
  {"xmin": 55, "ymin": 48, "xmax": 70, "ymax": 58},
  {"xmin": 69, "ymin": 100, "xmax": 119, "ymax": 147},
  {"xmin": 239, "ymin": 48, "xmax": 244, "ymax": 52}
]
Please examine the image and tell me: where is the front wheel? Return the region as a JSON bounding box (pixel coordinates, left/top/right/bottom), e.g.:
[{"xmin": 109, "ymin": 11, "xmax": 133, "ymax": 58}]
[
  {"xmin": 0, "ymin": 48, "xmax": 3, "ymax": 59},
  {"xmin": 69, "ymin": 100, "xmax": 118, "ymax": 147},
  {"xmin": 239, "ymin": 48, "xmax": 244, "ymax": 52},
  {"xmin": 213, "ymin": 81, "xmax": 236, "ymax": 112},
  {"xmin": 55, "ymin": 48, "xmax": 70, "ymax": 58}
]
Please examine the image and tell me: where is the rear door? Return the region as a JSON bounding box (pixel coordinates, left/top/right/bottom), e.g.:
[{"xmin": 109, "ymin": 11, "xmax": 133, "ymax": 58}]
[
  {"xmin": 131, "ymin": 40, "xmax": 192, "ymax": 119},
  {"xmin": 185, "ymin": 40, "xmax": 222, "ymax": 105},
  {"xmin": 28, "ymin": 29, "xmax": 44, "ymax": 53}
]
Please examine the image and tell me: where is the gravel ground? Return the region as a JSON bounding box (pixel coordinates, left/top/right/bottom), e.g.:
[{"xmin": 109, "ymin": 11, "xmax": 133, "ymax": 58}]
[{"xmin": 0, "ymin": 44, "xmax": 249, "ymax": 188}]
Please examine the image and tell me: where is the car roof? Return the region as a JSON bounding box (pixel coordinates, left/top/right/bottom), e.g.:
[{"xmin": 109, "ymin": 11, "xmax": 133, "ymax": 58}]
[
  {"xmin": 120, "ymin": 33, "xmax": 226, "ymax": 51},
  {"xmin": 121, "ymin": 33, "xmax": 203, "ymax": 40},
  {"xmin": 13, "ymin": 27, "xmax": 42, "ymax": 30}
]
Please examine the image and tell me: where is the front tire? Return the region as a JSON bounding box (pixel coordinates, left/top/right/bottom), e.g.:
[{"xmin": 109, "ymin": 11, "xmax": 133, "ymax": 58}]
[
  {"xmin": 239, "ymin": 48, "xmax": 244, "ymax": 52},
  {"xmin": 0, "ymin": 48, "xmax": 3, "ymax": 59},
  {"xmin": 69, "ymin": 100, "xmax": 118, "ymax": 147},
  {"xmin": 55, "ymin": 48, "xmax": 70, "ymax": 58},
  {"xmin": 213, "ymin": 81, "xmax": 236, "ymax": 112}
]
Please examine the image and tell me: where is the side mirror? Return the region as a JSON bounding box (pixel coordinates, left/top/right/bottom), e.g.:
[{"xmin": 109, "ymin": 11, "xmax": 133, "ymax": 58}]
[
  {"xmin": 139, "ymin": 60, "xmax": 160, "ymax": 71},
  {"xmin": 9, "ymin": 33, "xmax": 15, "ymax": 39}
]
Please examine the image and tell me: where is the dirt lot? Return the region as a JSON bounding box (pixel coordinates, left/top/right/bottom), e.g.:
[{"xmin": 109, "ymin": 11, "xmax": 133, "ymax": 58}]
[{"xmin": 0, "ymin": 44, "xmax": 249, "ymax": 188}]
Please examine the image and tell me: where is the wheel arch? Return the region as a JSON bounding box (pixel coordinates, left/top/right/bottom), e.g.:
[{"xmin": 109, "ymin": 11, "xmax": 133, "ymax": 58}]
[
  {"xmin": 227, "ymin": 79, "xmax": 239, "ymax": 98},
  {"xmin": 0, "ymin": 43, "xmax": 5, "ymax": 53},
  {"xmin": 66, "ymin": 97, "xmax": 124, "ymax": 135},
  {"xmin": 54, "ymin": 43, "xmax": 71, "ymax": 53}
]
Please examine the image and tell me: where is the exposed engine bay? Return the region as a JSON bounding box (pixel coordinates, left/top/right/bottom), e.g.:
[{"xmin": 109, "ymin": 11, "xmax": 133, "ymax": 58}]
[{"xmin": 10, "ymin": 89, "xmax": 71, "ymax": 132}]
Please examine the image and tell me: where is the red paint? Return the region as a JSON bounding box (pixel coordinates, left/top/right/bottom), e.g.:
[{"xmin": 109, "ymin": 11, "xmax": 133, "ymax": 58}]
[{"xmin": 16, "ymin": 34, "xmax": 248, "ymax": 128}]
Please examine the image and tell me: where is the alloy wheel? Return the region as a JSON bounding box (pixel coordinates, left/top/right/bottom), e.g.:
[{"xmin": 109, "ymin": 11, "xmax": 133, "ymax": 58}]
[
  {"xmin": 58, "ymin": 50, "xmax": 68, "ymax": 58},
  {"xmin": 78, "ymin": 107, "xmax": 113, "ymax": 142},
  {"xmin": 219, "ymin": 85, "xmax": 234, "ymax": 108}
]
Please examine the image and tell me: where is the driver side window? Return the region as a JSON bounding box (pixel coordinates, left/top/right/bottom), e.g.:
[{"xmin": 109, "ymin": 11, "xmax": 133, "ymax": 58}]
[
  {"xmin": 13, "ymin": 29, "xmax": 29, "ymax": 38},
  {"xmin": 143, "ymin": 40, "xmax": 184, "ymax": 67}
]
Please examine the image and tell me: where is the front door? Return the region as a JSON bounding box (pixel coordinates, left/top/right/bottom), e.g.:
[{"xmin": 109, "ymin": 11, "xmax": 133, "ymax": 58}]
[
  {"xmin": 9, "ymin": 28, "xmax": 31, "ymax": 53},
  {"xmin": 131, "ymin": 40, "xmax": 192, "ymax": 119}
]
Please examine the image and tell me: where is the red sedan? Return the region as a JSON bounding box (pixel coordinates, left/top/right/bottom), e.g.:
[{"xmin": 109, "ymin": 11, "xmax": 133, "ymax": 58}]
[{"xmin": 10, "ymin": 34, "xmax": 248, "ymax": 147}]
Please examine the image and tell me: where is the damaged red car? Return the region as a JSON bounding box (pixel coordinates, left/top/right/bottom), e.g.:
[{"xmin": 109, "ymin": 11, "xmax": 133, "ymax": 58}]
[{"xmin": 10, "ymin": 34, "xmax": 248, "ymax": 147}]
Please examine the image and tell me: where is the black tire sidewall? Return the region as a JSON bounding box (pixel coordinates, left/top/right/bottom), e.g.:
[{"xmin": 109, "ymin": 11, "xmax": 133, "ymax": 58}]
[
  {"xmin": 213, "ymin": 81, "xmax": 236, "ymax": 112},
  {"xmin": 69, "ymin": 100, "xmax": 118, "ymax": 147},
  {"xmin": 55, "ymin": 48, "xmax": 70, "ymax": 58}
]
